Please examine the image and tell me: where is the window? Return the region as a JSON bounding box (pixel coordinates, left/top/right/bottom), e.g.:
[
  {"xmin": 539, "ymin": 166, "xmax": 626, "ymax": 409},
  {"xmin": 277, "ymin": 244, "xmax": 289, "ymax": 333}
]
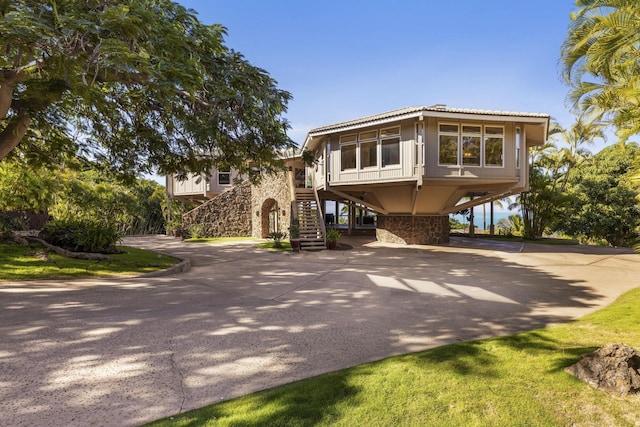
[
  {"xmin": 438, "ymin": 123, "xmax": 459, "ymax": 165},
  {"xmin": 340, "ymin": 134, "xmax": 357, "ymax": 143},
  {"xmin": 341, "ymin": 144, "xmax": 356, "ymax": 170},
  {"xmin": 360, "ymin": 140, "xmax": 377, "ymax": 168},
  {"xmin": 218, "ymin": 170, "xmax": 231, "ymax": 185},
  {"xmin": 461, "ymin": 125, "xmax": 481, "ymax": 166},
  {"xmin": 438, "ymin": 122, "xmax": 505, "ymax": 167},
  {"xmin": 484, "ymin": 126, "xmax": 504, "ymax": 167},
  {"xmin": 381, "ymin": 137, "xmax": 400, "ymax": 167},
  {"xmin": 380, "ymin": 126, "xmax": 400, "ymax": 137},
  {"xmin": 340, "ymin": 134, "xmax": 357, "ymax": 171},
  {"xmin": 359, "ymin": 130, "xmax": 377, "ymax": 140}
]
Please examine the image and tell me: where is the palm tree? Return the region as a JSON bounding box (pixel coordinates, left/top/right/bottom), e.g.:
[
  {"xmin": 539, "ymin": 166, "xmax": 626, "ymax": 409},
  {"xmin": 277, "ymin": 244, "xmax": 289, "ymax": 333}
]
[
  {"xmin": 496, "ymin": 214, "xmax": 525, "ymax": 237},
  {"xmin": 551, "ymin": 117, "xmax": 605, "ymax": 191},
  {"xmin": 561, "ymin": 0, "xmax": 640, "ymax": 142}
]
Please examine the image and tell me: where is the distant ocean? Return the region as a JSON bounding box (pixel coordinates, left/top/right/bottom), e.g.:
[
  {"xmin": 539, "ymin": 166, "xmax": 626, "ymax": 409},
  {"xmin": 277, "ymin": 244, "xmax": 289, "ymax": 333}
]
[{"xmin": 450, "ymin": 211, "xmax": 519, "ymax": 231}]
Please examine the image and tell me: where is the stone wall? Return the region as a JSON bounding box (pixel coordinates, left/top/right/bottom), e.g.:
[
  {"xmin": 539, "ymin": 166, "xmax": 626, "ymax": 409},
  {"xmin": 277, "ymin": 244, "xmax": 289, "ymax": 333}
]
[
  {"xmin": 182, "ymin": 181, "xmax": 252, "ymax": 237},
  {"xmin": 376, "ymin": 215, "xmax": 450, "ymax": 245},
  {"xmin": 251, "ymin": 171, "xmax": 293, "ymax": 238}
]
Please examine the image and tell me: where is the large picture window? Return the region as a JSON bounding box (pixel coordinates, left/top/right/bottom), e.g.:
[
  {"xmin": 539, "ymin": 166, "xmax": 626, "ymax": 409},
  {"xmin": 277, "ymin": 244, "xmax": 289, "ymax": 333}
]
[
  {"xmin": 438, "ymin": 123, "xmax": 504, "ymax": 167},
  {"xmin": 341, "ymin": 144, "xmax": 356, "ymax": 170},
  {"xmin": 381, "ymin": 137, "xmax": 400, "ymax": 167},
  {"xmin": 461, "ymin": 125, "xmax": 481, "ymax": 166},
  {"xmin": 484, "ymin": 126, "xmax": 504, "ymax": 167},
  {"xmin": 360, "ymin": 140, "xmax": 377, "ymax": 168},
  {"xmin": 339, "ymin": 126, "xmax": 401, "ymax": 172},
  {"xmin": 439, "ymin": 123, "xmax": 459, "ymax": 165}
]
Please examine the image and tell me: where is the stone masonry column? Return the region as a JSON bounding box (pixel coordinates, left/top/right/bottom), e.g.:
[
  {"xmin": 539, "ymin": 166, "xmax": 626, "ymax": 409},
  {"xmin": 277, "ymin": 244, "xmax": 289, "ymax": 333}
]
[{"xmin": 376, "ymin": 215, "xmax": 450, "ymax": 245}]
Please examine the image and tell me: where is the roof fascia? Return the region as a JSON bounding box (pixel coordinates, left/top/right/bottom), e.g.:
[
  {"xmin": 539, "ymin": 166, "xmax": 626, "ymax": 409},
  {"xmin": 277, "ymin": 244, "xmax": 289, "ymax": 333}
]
[{"xmin": 418, "ymin": 111, "xmax": 549, "ymax": 124}]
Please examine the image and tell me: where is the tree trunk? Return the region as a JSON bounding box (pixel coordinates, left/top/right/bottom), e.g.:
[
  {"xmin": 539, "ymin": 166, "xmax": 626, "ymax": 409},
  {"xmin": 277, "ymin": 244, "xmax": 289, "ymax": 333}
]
[{"xmin": 0, "ymin": 113, "xmax": 31, "ymax": 160}]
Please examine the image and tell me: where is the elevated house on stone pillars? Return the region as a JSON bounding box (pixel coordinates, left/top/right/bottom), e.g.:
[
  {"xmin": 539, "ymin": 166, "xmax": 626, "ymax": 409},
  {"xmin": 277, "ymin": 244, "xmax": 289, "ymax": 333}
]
[
  {"xmin": 166, "ymin": 105, "xmax": 549, "ymax": 248},
  {"xmin": 302, "ymin": 105, "xmax": 549, "ymax": 245}
]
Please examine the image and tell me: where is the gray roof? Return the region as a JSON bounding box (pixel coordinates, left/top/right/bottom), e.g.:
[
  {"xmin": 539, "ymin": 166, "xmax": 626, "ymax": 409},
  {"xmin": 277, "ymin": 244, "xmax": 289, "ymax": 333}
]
[{"xmin": 308, "ymin": 105, "xmax": 550, "ymax": 135}]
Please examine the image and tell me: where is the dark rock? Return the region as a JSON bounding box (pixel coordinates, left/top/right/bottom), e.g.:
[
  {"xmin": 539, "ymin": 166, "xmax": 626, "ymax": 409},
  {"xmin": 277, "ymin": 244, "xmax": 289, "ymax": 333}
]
[{"xmin": 565, "ymin": 343, "xmax": 640, "ymax": 395}]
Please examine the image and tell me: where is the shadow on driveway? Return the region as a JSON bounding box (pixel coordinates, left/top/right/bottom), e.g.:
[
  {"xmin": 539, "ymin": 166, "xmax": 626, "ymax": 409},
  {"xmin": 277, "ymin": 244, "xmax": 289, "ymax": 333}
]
[{"xmin": 0, "ymin": 235, "xmax": 638, "ymax": 426}]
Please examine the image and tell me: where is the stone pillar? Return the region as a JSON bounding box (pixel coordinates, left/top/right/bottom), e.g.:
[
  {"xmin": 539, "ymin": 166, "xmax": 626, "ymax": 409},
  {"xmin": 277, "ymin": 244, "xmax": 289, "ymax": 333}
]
[{"xmin": 376, "ymin": 215, "xmax": 450, "ymax": 245}]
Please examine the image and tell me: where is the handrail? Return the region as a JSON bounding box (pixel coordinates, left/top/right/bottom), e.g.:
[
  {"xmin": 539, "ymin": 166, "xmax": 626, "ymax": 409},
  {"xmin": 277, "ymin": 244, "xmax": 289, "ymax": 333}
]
[
  {"xmin": 288, "ymin": 168, "xmax": 299, "ymax": 224},
  {"xmin": 311, "ymin": 174, "xmax": 327, "ymax": 244}
]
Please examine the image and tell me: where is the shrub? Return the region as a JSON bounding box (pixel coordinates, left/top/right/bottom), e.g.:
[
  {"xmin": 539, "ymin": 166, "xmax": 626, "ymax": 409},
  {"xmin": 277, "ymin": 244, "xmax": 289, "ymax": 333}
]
[
  {"xmin": 326, "ymin": 228, "xmax": 341, "ymax": 242},
  {"xmin": 188, "ymin": 224, "xmax": 205, "ymax": 239},
  {"xmin": 269, "ymin": 231, "xmax": 286, "ymax": 248},
  {"xmin": 40, "ymin": 218, "xmax": 120, "ymax": 253}
]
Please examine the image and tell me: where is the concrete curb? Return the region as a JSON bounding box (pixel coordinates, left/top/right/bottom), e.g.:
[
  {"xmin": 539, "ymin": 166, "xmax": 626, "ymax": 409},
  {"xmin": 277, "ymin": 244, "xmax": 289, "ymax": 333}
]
[{"xmin": 140, "ymin": 253, "xmax": 191, "ymax": 277}]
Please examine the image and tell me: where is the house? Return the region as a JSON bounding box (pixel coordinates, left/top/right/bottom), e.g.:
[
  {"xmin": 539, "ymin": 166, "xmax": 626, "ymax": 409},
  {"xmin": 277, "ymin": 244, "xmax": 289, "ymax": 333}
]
[
  {"xmin": 166, "ymin": 169, "xmax": 243, "ymax": 201},
  {"xmin": 168, "ymin": 105, "xmax": 549, "ymax": 248}
]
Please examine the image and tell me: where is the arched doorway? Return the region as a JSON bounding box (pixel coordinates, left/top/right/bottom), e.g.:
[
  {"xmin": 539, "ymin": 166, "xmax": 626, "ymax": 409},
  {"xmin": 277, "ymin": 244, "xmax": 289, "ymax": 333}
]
[{"xmin": 261, "ymin": 198, "xmax": 279, "ymax": 238}]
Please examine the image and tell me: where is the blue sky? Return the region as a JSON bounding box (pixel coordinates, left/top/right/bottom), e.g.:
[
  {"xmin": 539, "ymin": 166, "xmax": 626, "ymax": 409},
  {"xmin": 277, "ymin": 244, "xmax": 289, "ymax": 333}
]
[{"xmin": 178, "ymin": 0, "xmax": 586, "ymax": 148}]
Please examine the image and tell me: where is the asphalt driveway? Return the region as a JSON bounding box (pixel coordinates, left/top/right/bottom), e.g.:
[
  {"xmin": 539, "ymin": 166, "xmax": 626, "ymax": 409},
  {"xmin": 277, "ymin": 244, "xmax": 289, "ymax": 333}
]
[{"xmin": 1, "ymin": 235, "xmax": 638, "ymax": 426}]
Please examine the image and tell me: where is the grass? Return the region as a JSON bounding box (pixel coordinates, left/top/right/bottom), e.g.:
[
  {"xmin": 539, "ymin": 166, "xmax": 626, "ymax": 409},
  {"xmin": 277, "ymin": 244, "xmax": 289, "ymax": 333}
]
[
  {"xmin": 145, "ymin": 288, "xmax": 640, "ymax": 426},
  {"xmin": 182, "ymin": 236, "xmax": 291, "ymax": 251},
  {"xmin": 485, "ymin": 235, "xmax": 580, "ymax": 245},
  {"xmin": 257, "ymin": 240, "xmax": 292, "ymax": 251},
  {"xmin": 453, "ymin": 232, "xmax": 580, "ymax": 245},
  {"xmin": 0, "ymin": 242, "xmax": 179, "ymax": 281},
  {"xmin": 184, "ymin": 236, "xmax": 254, "ymax": 243}
]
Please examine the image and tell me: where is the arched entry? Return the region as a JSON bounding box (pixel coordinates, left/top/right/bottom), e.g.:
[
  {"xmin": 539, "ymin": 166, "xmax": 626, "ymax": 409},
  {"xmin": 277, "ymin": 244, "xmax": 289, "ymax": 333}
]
[{"xmin": 261, "ymin": 198, "xmax": 279, "ymax": 238}]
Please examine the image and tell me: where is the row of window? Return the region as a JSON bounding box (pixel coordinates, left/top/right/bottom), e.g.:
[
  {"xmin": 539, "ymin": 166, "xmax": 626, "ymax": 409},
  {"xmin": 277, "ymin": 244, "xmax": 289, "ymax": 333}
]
[
  {"xmin": 438, "ymin": 123, "xmax": 504, "ymax": 167},
  {"xmin": 338, "ymin": 123, "xmax": 515, "ymax": 171},
  {"xmin": 340, "ymin": 126, "xmax": 401, "ymax": 171}
]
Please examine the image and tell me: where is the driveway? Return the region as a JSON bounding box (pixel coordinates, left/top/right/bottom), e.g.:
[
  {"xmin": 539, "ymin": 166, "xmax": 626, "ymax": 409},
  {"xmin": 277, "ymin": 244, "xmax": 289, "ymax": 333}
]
[{"xmin": 1, "ymin": 235, "xmax": 638, "ymax": 426}]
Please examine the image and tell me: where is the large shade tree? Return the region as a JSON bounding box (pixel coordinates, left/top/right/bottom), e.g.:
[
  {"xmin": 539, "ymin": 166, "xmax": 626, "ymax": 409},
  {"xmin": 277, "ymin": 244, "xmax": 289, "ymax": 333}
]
[
  {"xmin": 558, "ymin": 143, "xmax": 640, "ymax": 247},
  {"xmin": 0, "ymin": 1, "xmax": 294, "ymax": 178},
  {"xmin": 561, "ymin": 0, "xmax": 640, "ymax": 142}
]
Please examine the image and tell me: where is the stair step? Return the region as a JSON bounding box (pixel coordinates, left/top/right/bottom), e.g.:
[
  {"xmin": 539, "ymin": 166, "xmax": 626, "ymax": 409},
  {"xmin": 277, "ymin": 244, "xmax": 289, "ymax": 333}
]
[{"xmin": 294, "ymin": 190, "xmax": 328, "ymax": 251}]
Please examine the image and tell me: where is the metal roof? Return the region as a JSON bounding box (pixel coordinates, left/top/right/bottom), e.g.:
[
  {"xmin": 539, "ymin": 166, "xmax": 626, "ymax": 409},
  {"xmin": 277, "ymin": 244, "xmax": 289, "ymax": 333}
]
[{"xmin": 308, "ymin": 105, "xmax": 550, "ymax": 135}]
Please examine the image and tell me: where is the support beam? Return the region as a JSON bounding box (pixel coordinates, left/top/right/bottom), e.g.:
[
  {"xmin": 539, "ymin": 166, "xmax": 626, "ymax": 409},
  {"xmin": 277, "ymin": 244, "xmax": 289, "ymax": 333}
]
[{"xmin": 326, "ymin": 187, "xmax": 389, "ymax": 215}]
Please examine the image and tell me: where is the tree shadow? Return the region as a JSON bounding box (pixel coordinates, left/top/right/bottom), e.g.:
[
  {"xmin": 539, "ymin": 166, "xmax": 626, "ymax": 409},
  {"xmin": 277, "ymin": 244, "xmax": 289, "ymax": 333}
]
[{"xmin": 1, "ymin": 235, "xmax": 637, "ymax": 425}]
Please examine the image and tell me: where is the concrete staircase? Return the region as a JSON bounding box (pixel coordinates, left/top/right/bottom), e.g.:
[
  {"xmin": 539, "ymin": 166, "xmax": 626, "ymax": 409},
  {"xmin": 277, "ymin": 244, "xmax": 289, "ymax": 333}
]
[{"xmin": 295, "ymin": 189, "xmax": 326, "ymax": 250}]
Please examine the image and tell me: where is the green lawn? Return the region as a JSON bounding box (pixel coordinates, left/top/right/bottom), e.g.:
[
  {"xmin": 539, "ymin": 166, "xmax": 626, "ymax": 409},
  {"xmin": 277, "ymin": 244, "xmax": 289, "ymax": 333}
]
[
  {"xmin": 257, "ymin": 240, "xmax": 292, "ymax": 251},
  {"xmin": 184, "ymin": 236, "xmax": 255, "ymax": 243},
  {"xmin": 0, "ymin": 243, "xmax": 179, "ymax": 281},
  {"xmin": 146, "ymin": 288, "xmax": 640, "ymax": 426}
]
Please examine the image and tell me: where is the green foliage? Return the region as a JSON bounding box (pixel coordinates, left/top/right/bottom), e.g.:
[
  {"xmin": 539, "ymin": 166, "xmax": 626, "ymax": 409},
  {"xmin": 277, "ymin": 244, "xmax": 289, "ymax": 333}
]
[
  {"xmin": 40, "ymin": 218, "xmax": 120, "ymax": 253},
  {"xmin": 288, "ymin": 224, "xmax": 300, "ymax": 239},
  {"xmin": 269, "ymin": 231, "xmax": 286, "ymax": 248},
  {"xmin": 561, "ymin": 0, "xmax": 640, "ymax": 142},
  {"xmin": 0, "ymin": 158, "xmax": 60, "ymax": 212},
  {"xmin": 449, "ymin": 216, "xmax": 465, "ymax": 230},
  {"xmin": 0, "ymin": 1, "xmax": 294, "ymax": 179},
  {"xmin": 496, "ymin": 214, "xmax": 524, "ymax": 237},
  {"xmin": 163, "ymin": 198, "xmax": 198, "ymax": 234},
  {"xmin": 515, "ymin": 117, "xmax": 604, "ymax": 239},
  {"xmin": 558, "ymin": 144, "xmax": 640, "ymax": 247},
  {"xmin": 0, "ymin": 158, "xmax": 167, "ymax": 235},
  {"xmin": 188, "ymin": 224, "xmax": 205, "ymax": 239},
  {"xmin": 326, "ymin": 229, "xmax": 341, "ymax": 242}
]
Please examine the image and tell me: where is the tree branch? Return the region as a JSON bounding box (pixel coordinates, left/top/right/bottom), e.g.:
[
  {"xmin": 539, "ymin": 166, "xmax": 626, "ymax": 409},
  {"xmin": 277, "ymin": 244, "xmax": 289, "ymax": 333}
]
[{"xmin": 0, "ymin": 70, "xmax": 23, "ymax": 120}]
